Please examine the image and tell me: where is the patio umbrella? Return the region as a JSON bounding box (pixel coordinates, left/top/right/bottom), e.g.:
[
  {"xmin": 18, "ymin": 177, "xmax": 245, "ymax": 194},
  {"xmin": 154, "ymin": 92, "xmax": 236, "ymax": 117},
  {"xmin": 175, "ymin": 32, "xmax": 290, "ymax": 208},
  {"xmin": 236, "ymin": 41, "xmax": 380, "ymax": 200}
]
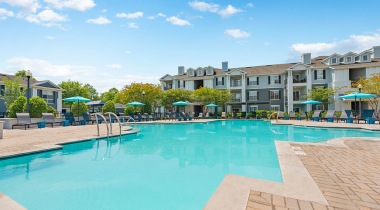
[
  {"xmin": 301, "ymin": 100, "xmax": 322, "ymax": 105},
  {"xmin": 127, "ymin": 101, "xmax": 145, "ymax": 113},
  {"xmin": 63, "ymin": 96, "xmax": 92, "ymax": 121},
  {"xmin": 172, "ymin": 101, "xmax": 189, "ymax": 112},
  {"xmin": 206, "ymin": 103, "xmax": 219, "ymax": 116},
  {"xmin": 339, "ymin": 92, "xmax": 376, "ymax": 117}
]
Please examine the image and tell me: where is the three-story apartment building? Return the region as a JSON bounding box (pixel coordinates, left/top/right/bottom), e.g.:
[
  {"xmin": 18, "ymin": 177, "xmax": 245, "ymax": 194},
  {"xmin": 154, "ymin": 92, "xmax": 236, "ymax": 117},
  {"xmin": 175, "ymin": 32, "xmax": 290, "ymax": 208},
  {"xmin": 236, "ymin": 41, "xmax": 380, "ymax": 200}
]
[{"xmin": 160, "ymin": 46, "xmax": 380, "ymax": 114}]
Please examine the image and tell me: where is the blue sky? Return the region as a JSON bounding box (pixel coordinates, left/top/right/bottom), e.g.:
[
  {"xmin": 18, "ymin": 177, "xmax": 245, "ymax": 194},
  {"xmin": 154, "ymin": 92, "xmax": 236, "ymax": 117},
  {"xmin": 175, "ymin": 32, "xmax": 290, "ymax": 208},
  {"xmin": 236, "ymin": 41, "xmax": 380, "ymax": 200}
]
[{"xmin": 1, "ymin": 0, "xmax": 380, "ymax": 93}]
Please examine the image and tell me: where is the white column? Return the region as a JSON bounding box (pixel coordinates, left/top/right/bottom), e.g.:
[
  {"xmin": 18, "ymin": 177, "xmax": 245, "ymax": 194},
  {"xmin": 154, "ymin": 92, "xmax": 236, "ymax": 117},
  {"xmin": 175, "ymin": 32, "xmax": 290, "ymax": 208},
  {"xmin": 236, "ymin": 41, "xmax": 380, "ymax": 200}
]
[
  {"xmin": 287, "ymin": 71, "xmax": 293, "ymax": 112},
  {"xmin": 241, "ymin": 74, "xmax": 246, "ymax": 103},
  {"xmin": 57, "ymin": 91, "xmax": 62, "ymax": 116},
  {"xmin": 306, "ymin": 69, "xmax": 313, "ymax": 112}
]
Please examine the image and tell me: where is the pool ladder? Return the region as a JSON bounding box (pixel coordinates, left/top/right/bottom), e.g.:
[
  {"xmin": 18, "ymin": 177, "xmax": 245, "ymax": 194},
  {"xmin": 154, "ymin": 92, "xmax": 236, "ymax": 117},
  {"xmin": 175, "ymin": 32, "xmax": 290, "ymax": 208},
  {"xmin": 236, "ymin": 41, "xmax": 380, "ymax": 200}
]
[{"xmin": 92, "ymin": 112, "xmax": 122, "ymax": 138}]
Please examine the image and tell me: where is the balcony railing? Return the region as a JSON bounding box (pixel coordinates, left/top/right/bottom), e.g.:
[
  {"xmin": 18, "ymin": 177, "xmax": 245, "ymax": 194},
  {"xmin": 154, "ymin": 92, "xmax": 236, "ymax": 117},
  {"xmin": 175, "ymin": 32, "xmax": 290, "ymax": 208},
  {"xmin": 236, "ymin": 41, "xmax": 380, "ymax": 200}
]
[
  {"xmin": 248, "ymin": 96, "xmax": 257, "ymax": 101},
  {"xmin": 217, "ymin": 81, "xmax": 224, "ymax": 86},
  {"xmin": 293, "ymin": 78, "xmax": 306, "ymax": 83},
  {"xmin": 230, "ymin": 98, "xmax": 241, "ymax": 102},
  {"xmin": 230, "ymin": 80, "xmax": 241, "ymax": 87}
]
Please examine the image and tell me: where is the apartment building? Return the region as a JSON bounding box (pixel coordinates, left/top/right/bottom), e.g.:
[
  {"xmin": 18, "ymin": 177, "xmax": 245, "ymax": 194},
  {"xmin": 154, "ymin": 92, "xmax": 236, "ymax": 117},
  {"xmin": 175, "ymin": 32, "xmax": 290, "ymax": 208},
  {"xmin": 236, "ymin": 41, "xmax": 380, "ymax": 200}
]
[
  {"xmin": 0, "ymin": 73, "xmax": 64, "ymax": 117},
  {"xmin": 160, "ymin": 46, "xmax": 380, "ymax": 114}
]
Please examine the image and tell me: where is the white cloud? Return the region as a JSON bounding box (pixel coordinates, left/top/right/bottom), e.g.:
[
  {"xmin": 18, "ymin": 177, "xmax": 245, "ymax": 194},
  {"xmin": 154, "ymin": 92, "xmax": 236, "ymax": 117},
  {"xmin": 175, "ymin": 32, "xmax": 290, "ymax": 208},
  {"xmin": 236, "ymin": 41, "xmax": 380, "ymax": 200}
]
[
  {"xmin": 87, "ymin": 16, "xmax": 111, "ymax": 25},
  {"xmin": 158, "ymin": 12, "xmax": 166, "ymax": 17},
  {"xmin": 224, "ymin": 29, "xmax": 250, "ymax": 38},
  {"xmin": 166, "ymin": 16, "xmax": 191, "ymax": 26},
  {"xmin": 188, "ymin": 1, "xmax": 219, "ymax": 13},
  {"xmin": 247, "ymin": 3, "xmax": 254, "ymax": 7},
  {"xmin": 106, "ymin": 64, "xmax": 122, "ymax": 69},
  {"xmin": 148, "ymin": 12, "xmax": 166, "ymax": 20},
  {"xmin": 290, "ymin": 32, "xmax": 380, "ymax": 56},
  {"xmin": 25, "ymin": 9, "xmax": 67, "ymax": 27},
  {"xmin": 116, "ymin": 12, "xmax": 143, "ymax": 19},
  {"xmin": 45, "ymin": 35, "xmax": 55, "ymax": 40},
  {"xmin": 128, "ymin": 22, "xmax": 139, "ymax": 29},
  {"xmin": 0, "ymin": 0, "xmax": 40, "ymax": 13},
  {"xmin": 0, "ymin": 8, "xmax": 14, "ymax": 20},
  {"xmin": 101, "ymin": 9, "xmax": 107, "ymax": 13},
  {"xmin": 44, "ymin": 0, "xmax": 95, "ymax": 11},
  {"xmin": 219, "ymin": 5, "xmax": 242, "ymax": 18}
]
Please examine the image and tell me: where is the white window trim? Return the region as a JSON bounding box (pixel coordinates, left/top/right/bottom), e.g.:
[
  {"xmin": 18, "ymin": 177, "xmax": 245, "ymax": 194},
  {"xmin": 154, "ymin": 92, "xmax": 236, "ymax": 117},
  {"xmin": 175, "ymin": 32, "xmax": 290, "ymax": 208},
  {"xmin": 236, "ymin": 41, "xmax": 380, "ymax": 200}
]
[
  {"xmin": 331, "ymin": 57, "xmax": 337, "ymax": 64},
  {"xmin": 271, "ymin": 105, "xmax": 280, "ymax": 111},
  {"xmin": 248, "ymin": 91, "xmax": 257, "ymax": 101},
  {"xmin": 249, "ymin": 105, "xmax": 258, "ymax": 112},
  {"xmin": 270, "ymin": 90, "xmax": 280, "ymax": 100},
  {"xmin": 316, "ymin": 70, "xmax": 324, "ymax": 80}
]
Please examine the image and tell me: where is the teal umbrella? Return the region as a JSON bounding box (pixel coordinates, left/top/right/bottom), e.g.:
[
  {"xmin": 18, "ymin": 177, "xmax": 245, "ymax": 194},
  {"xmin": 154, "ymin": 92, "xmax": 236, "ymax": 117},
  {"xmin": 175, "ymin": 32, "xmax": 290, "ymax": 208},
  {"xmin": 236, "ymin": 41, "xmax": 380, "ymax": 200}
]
[
  {"xmin": 63, "ymin": 96, "xmax": 92, "ymax": 121},
  {"xmin": 173, "ymin": 101, "xmax": 189, "ymax": 112},
  {"xmin": 127, "ymin": 101, "xmax": 145, "ymax": 113},
  {"xmin": 301, "ymin": 100, "xmax": 322, "ymax": 105},
  {"xmin": 340, "ymin": 92, "xmax": 376, "ymax": 117},
  {"xmin": 206, "ymin": 103, "xmax": 219, "ymax": 117}
]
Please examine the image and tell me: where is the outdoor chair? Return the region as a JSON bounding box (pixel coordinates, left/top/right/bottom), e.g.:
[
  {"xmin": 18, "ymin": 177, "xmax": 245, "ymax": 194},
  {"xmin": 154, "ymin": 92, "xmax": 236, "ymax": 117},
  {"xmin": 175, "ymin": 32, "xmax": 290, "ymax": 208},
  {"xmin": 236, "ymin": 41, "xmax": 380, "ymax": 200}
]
[
  {"xmin": 289, "ymin": 112, "xmax": 296, "ymax": 120},
  {"xmin": 180, "ymin": 112, "xmax": 187, "ymax": 121},
  {"xmin": 337, "ymin": 110, "xmax": 352, "ymax": 123},
  {"xmin": 144, "ymin": 113, "xmax": 151, "ymax": 121},
  {"xmin": 277, "ymin": 111, "xmax": 285, "ymax": 120},
  {"xmin": 82, "ymin": 112, "xmax": 95, "ymax": 124},
  {"xmin": 323, "ymin": 110, "xmax": 336, "ymax": 122},
  {"xmin": 233, "ymin": 112, "xmax": 240, "ymax": 119},
  {"xmin": 300, "ymin": 112, "xmax": 307, "ymax": 120},
  {"xmin": 251, "ymin": 112, "xmax": 257, "ymax": 119},
  {"xmin": 136, "ymin": 113, "xmax": 143, "ymax": 122},
  {"xmin": 221, "ymin": 112, "xmax": 226, "ymax": 119},
  {"xmin": 261, "ymin": 112, "xmax": 268, "ymax": 119},
  {"xmin": 168, "ymin": 112, "xmax": 175, "ymax": 121},
  {"xmin": 185, "ymin": 112, "xmax": 192, "ymax": 121},
  {"xmin": 12, "ymin": 113, "xmax": 37, "ymax": 130},
  {"xmin": 357, "ymin": 110, "xmax": 375, "ymax": 124},
  {"xmin": 205, "ymin": 112, "xmax": 210, "ymax": 119},
  {"xmin": 311, "ymin": 110, "xmax": 322, "ymax": 122},
  {"xmin": 64, "ymin": 112, "xmax": 80, "ymax": 125},
  {"xmin": 42, "ymin": 113, "xmax": 61, "ymax": 127},
  {"xmin": 198, "ymin": 112, "xmax": 203, "ymax": 119}
]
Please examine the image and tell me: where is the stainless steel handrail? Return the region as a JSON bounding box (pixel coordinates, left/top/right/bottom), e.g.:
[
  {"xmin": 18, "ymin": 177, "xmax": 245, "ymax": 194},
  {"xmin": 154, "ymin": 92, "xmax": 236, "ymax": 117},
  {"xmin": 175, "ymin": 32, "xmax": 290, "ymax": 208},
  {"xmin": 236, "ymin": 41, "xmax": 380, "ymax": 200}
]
[
  {"xmin": 106, "ymin": 112, "xmax": 122, "ymax": 136},
  {"xmin": 92, "ymin": 113, "xmax": 109, "ymax": 137}
]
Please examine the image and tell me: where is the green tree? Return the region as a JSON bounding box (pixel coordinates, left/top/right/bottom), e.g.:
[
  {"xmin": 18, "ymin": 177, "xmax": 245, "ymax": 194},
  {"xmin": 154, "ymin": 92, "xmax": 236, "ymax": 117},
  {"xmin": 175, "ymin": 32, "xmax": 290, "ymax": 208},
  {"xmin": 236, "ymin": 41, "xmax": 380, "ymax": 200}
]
[
  {"xmin": 15, "ymin": 70, "xmax": 35, "ymax": 79},
  {"xmin": 354, "ymin": 73, "xmax": 380, "ymax": 118},
  {"xmin": 102, "ymin": 101, "xmax": 116, "ymax": 114},
  {"xmin": 303, "ymin": 86, "xmax": 335, "ymax": 110},
  {"xmin": 100, "ymin": 87, "xmax": 119, "ymax": 102},
  {"xmin": 71, "ymin": 102, "xmax": 88, "ymax": 117},
  {"xmin": 27, "ymin": 96, "xmax": 48, "ymax": 118},
  {"xmin": 7, "ymin": 96, "xmax": 26, "ymax": 118},
  {"xmin": 46, "ymin": 106, "xmax": 57, "ymax": 117},
  {"xmin": 124, "ymin": 106, "xmax": 135, "ymax": 116},
  {"xmin": 83, "ymin": 84, "xmax": 99, "ymax": 100},
  {"xmin": 159, "ymin": 88, "xmax": 192, "ymax": 110},
  {"xmin": 0, "ymin": 77, "xmax": 25, "ymax": 109},
  {"xmin": 58, "ymin": 80, "xmax": 91, "ymax": 108},
  {"xmin": 193, "ymin": 87, "xmax": 233, "ymax": 112},
  {"xmin": 119, "ymin": 83, "xmax": 162, "ymax": 114}
]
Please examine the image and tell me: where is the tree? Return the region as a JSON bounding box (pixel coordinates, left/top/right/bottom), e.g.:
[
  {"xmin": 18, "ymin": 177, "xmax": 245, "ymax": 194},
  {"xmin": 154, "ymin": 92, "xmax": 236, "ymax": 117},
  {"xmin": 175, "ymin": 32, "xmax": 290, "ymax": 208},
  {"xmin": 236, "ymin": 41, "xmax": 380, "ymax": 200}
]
[
  {"xmin": 7, "ymin": 96, "xmax": 26, "ymax": 118},
  {"xmin": 15, "ymin": 70, "xmax": 35, "ymax": 79},
  {"xmin": 193, "ymin": 87, "xmax": 233, "ymax": 112},
  {"xmin": 71, "ymin": 102, "xmax": 88, "ymax": 117},
  {"xmin": 46, "ymin": 106, "xmax": 57, "ymax": 117},
  {"xmin": 159, "ymin": 88, "xmax": 192, "ymax": 110},
  {"xmin": 303, "ymin": 86, "xmax": 335, "ymax": 110},
  {"xmin": 58, "ymin": 80, "xmax": 91, "ymax": 108},
  {"xmin": 119, "ymin": 83, "xmax": 162, "ymax": 114},
  {"xmin": 100, "ymin": 88, "xmax": 119, "ymax": 102},
  {"xmin": 83, "ymin": 84, "xmax": 99, "ymax": 100},
  {"xmin": 354, "ymin": 73, "xmax": 380, "ymax": 118},
  {"xmin": 27, "ymin": 96, "xmax": 48, "ymax": 118},
  {"xmin": 0, "ymin": 77, "xmax": 25, "ymax": 109},
  {"xmin": 102, "ymin": 101, "xmax": 116, "ymax": 114}
]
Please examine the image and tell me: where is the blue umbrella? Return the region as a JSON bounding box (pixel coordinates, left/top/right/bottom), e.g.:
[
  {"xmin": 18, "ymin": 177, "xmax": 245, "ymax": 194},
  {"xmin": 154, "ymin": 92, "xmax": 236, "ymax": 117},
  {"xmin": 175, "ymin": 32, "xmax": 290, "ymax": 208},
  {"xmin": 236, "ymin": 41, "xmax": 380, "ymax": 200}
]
[
  {"xmin": 301, "ymin": 100, "xmax": 322, "ymax": 105},
  {"xmin": 127, "ymin": 101, "xmax": 145, "ymax": 113},
  {"xmin": 63, "ymin": 96, "xmax": 92, "ymax": 121},
  {"xmin": 206, "ymin": 104, "xmax": 219, "ymax": 117},
  {"xmin": 340, "ymin": 92, "xmax": 376, "ymax": 117},
  {"xmin": 172, "ymin": 101, "xmax": 189, "ymax": 106}
]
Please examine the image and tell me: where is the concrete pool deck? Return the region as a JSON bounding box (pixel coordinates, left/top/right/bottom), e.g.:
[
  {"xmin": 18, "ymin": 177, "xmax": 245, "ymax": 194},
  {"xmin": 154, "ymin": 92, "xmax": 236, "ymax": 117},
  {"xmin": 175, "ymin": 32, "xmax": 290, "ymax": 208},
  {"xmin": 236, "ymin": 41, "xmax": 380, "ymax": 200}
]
[{"xmin": 0, "ymin": 119, "xmax": 380, "ymax": 209}]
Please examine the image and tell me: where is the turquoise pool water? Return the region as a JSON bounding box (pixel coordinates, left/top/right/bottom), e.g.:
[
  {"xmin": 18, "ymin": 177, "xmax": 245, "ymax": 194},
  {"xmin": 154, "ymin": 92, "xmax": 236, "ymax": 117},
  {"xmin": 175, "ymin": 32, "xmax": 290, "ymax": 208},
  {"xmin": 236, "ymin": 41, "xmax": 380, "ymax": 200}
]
[{"xmin": 0, "ymin": 120, "xmax": 378, "ymax": 209}]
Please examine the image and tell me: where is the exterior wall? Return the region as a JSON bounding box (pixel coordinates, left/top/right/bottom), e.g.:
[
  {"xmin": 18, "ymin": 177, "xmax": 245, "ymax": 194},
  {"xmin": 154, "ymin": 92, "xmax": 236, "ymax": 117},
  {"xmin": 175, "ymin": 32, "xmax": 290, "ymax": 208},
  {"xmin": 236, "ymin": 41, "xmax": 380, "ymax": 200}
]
[
  {"xmin": 185, "ymin": 80, "xmax": 194, "ymax": 90},
  {"xmin": 204, "ymin": 79, "xmax": 213, "ymax": 88},
  {"xmin": 367, "ymin": 67, "xmax": 380, "ymax": 76}
]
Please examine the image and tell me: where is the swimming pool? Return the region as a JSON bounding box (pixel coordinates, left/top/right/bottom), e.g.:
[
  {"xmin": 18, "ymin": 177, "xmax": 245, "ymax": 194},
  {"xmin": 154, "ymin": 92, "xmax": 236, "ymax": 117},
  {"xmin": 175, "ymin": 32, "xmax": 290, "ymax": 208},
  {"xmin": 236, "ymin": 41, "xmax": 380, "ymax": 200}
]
[{"xmin": 0, "ymin": 120, "xmax": 378, "ymax": 209}]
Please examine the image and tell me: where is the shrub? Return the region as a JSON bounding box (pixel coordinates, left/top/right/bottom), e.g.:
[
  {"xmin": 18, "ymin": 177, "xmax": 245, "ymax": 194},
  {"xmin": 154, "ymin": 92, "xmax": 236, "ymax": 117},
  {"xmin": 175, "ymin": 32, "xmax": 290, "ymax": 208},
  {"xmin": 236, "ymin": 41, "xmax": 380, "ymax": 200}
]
[
  {"xmin": 47, "ymin": 106, "xmax": 57, "ymax": 117},
  {"xmin": 7, "ymin": 96, "xmax": 26, "ymax": 118},
  {"xmin": 27, "ymin": 97, "xmax": 48, "ymax": 118},
  {"xmin": 124, "ymin": 106, "xmax": 135, "ymax": 116},
  {"xmin": 102, "ymin": 101, "xmax": 116, "ymax": 114},
  {"xmin": 72, "ymin": 102, "xmax": 88, "ymax": 117}
]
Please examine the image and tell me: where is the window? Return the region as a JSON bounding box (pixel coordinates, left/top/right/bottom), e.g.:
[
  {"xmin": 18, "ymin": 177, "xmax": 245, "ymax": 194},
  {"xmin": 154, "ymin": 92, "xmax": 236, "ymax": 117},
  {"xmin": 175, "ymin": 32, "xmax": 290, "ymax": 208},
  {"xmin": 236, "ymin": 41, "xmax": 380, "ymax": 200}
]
[
  {"xmin": 316, "ymin": 70, "xmax": 324, "ymax": 80},
  {"xmin": 346, "ymin": 56, "xmax": 352, "ymax": 63},
  {"xmin": 271, "ymin": 105, "xmax": 280, "ymax": 111},
  {"xmin": 248, "ymin": 91, "xmax": 258, "ymax": 101},
  {"xmin": 248, "ymin": 77, "xmax": 258, "ymax": 85},
  {"xmin": 216, "ymin": 77, "xmax": 224, "ymax": 86},
  {"xmin": 233, "ymin": 93, "xmax": 241, "ymax": 102},
  {"xmin": 293, "ymin": 91, "xmax": 300, "ymax": 101},
  {"xmin": 0, "ymin": 85, "xmax": 4, "ymax": 96},
  {"xmin": 273, "ymin": 76, "xmax": 280, "ymax": 84},
  {"xmin": 42, "ymin": 90, "xmax": 54, "ymax": 104},
  {"xmin": 363, "ymin": 55, "xmax": 368, "ymax": 61},
  {"xmin": 270, "ymin": 90, "xmax": 280, "ymax": 100},
  {"xmin": 249, "ymin": 105, "xmax": 258, "ymax": 112},
  {"xmin": 331, "ymin": 58, "xmax": 337, "ymax": 64},
  {"xmin": 231, "ymin": 79, "xmax": 241, "ymax": 87},
  {"xmin": 316, "ymin": 105, "xmax": 324, "ymax": 110}
]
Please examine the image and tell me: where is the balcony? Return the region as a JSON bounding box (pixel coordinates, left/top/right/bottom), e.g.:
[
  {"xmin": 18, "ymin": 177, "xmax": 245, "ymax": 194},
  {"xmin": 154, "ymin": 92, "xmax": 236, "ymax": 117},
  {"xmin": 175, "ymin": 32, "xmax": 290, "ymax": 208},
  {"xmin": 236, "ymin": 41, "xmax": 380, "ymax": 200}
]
[
  {"xmin": 248, "ymin": 96, "xmax": 258, "ymax": 101},
  {"xmin": 216, "ymin": 81, "xmax": 224, "ymax": 86},
  {"xmin": 230, "ymin": 98, "xmax": 241, "ymax": 102},
  {"xmin": 293, "ymin": 78, "xmax": 306, "ymax": 83},
  {"xmin": 230, "ymin": 80, "xmax": 241, "ymax": 87}
]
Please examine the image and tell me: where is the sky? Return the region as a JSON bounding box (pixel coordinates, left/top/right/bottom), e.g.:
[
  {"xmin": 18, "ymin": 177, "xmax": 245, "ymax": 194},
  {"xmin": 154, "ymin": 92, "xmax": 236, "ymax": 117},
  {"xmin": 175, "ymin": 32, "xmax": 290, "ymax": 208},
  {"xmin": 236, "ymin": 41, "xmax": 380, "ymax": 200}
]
[{"xmin": 1, "ymin": 0, "xmax": 380, "ymax": 93}]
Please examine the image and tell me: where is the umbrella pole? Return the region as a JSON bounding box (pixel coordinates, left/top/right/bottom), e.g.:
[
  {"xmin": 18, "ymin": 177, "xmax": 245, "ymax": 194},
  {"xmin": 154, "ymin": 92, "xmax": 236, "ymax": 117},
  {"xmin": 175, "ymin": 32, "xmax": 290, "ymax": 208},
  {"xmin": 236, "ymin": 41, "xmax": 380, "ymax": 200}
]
[{"xmin": 78, "ymin": 99, "xmax": 80, "ymax": 122}]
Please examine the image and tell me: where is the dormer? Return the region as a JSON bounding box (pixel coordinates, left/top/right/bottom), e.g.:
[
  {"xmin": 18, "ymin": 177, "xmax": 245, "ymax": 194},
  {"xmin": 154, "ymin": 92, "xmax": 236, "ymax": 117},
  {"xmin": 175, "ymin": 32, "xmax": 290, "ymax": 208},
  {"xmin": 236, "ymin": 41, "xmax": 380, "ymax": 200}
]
[
  {"xmin": 196, "ymin": 67, "xmax": 204, "ymax": 77},
  {"xmin": 342, "ymin": 52, "xmax": 358, "ymax": 64},
  {"xmin": 205, "ymin": 66, "xmax": 214, "ymax": 76},
  {"xmin": 358, "ymin": 49, "xmax": 372, "ymax": 63},
  {"xmin": 322, "ymin": 53, "xmax": 341, "ymax": 65},
  {"xmin": 187, "ymin": 68, "xmax": 195, "ymax": 77}
]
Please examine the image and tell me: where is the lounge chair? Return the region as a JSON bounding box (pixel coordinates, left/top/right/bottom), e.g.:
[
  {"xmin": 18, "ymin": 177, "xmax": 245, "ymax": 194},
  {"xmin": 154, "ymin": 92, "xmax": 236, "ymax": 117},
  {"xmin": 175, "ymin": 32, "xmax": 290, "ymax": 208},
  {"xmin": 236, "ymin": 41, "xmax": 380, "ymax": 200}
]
[
  {"xmin": 277, "ymin": 111, "xmax": 285, "ymax": 119},
  {"xmin": 136, "ymin": 113, "xmax": 143, "ymax": 122},
  {"xmin": 261, "ymin": 112, "xmax": 268, "ymax": 119},
  {"xmin": 144, "ymin": 113, "xmax": 151, "ymax": 121},
  {"xmin": 337, "ymin": 110, "xmax": 352, "ymax": 123},
  {"xmin": 311, "ymin": 110, "xmax": 322, "ymax": 122},
  {"xmin": 198, "ymin": 112, "xmax": 203, "ymax": 119},
  {"xmin": 323, "ymin": 110, "xmax": 336, "ymax": 122},
  {"xmin": 233, "ymin": 112, "xmax": 240, "ymax": 119},
  {"xmin": 12, "ymin": 113, "xmax": 37, "ymax": 130},
  {"xmin": 185, "ymin": 112, "xmax": 192, "ymax": 121},
  {"xmin": 251, "ymin": 112, "xmax": 257, "ymax": 119},
  {"xmin": 221, "ymin": 112, "xmax": 226, "ymax": 119},
  {"xmin": 357, "ymin": 110, "xmax": 375, "ymax": 124},
  {"xmin": 300, "ymin": 112, "xmax": 307, "ymax": 120},
  {"xmin": 42, "ymin": 113, "xmax": 61, "ymax": 127},
  {"xmin": 205, "ymin": 112, "xmax": 210, "ymax": 119},
  {"xmin": 289, "ymin": 112, "xmax": 296, "ymax": 120},
  {"xmin": 82, "ymin": 112, "xmax": 95, "ymax": 124},
  {"xmin": 180, "ymin": 112, "xmax": 187, "ymax": 121},
  {"xmin": 64, "ymin": 112, "xmax": 80, "ymax": 125}
]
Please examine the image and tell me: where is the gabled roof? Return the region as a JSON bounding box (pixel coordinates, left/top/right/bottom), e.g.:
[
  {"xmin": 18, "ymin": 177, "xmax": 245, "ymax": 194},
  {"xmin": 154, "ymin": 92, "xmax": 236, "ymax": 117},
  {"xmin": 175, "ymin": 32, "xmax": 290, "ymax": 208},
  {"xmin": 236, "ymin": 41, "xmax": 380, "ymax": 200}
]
[
  {"xmin": 358, "ymin": 49, "xmax": 373, "ymax": 55},
  {"xmin": 227, "ymin": 69, "xmax": 247, "ymax": 75},
  {"xmin": 342, "ymin": 51, "xmax": 358, "ymax": 57},
  {"xmin": 160, "ymin": 74, "xmax": 173, "ymax": 81},
  {"xmin": 321, "ymin": 53, "xmax": 342, "ymax": 63},
  {"xmin": 33, "ymin": 80, "xmax": 63, "ymax": 90},
  {"xmin": 330, "ymin": 58, "xmax": 380, "ymax": 70},
  {"xmin": 288, "ymin": 63, "xmax": 312, "ymax": 70}
]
